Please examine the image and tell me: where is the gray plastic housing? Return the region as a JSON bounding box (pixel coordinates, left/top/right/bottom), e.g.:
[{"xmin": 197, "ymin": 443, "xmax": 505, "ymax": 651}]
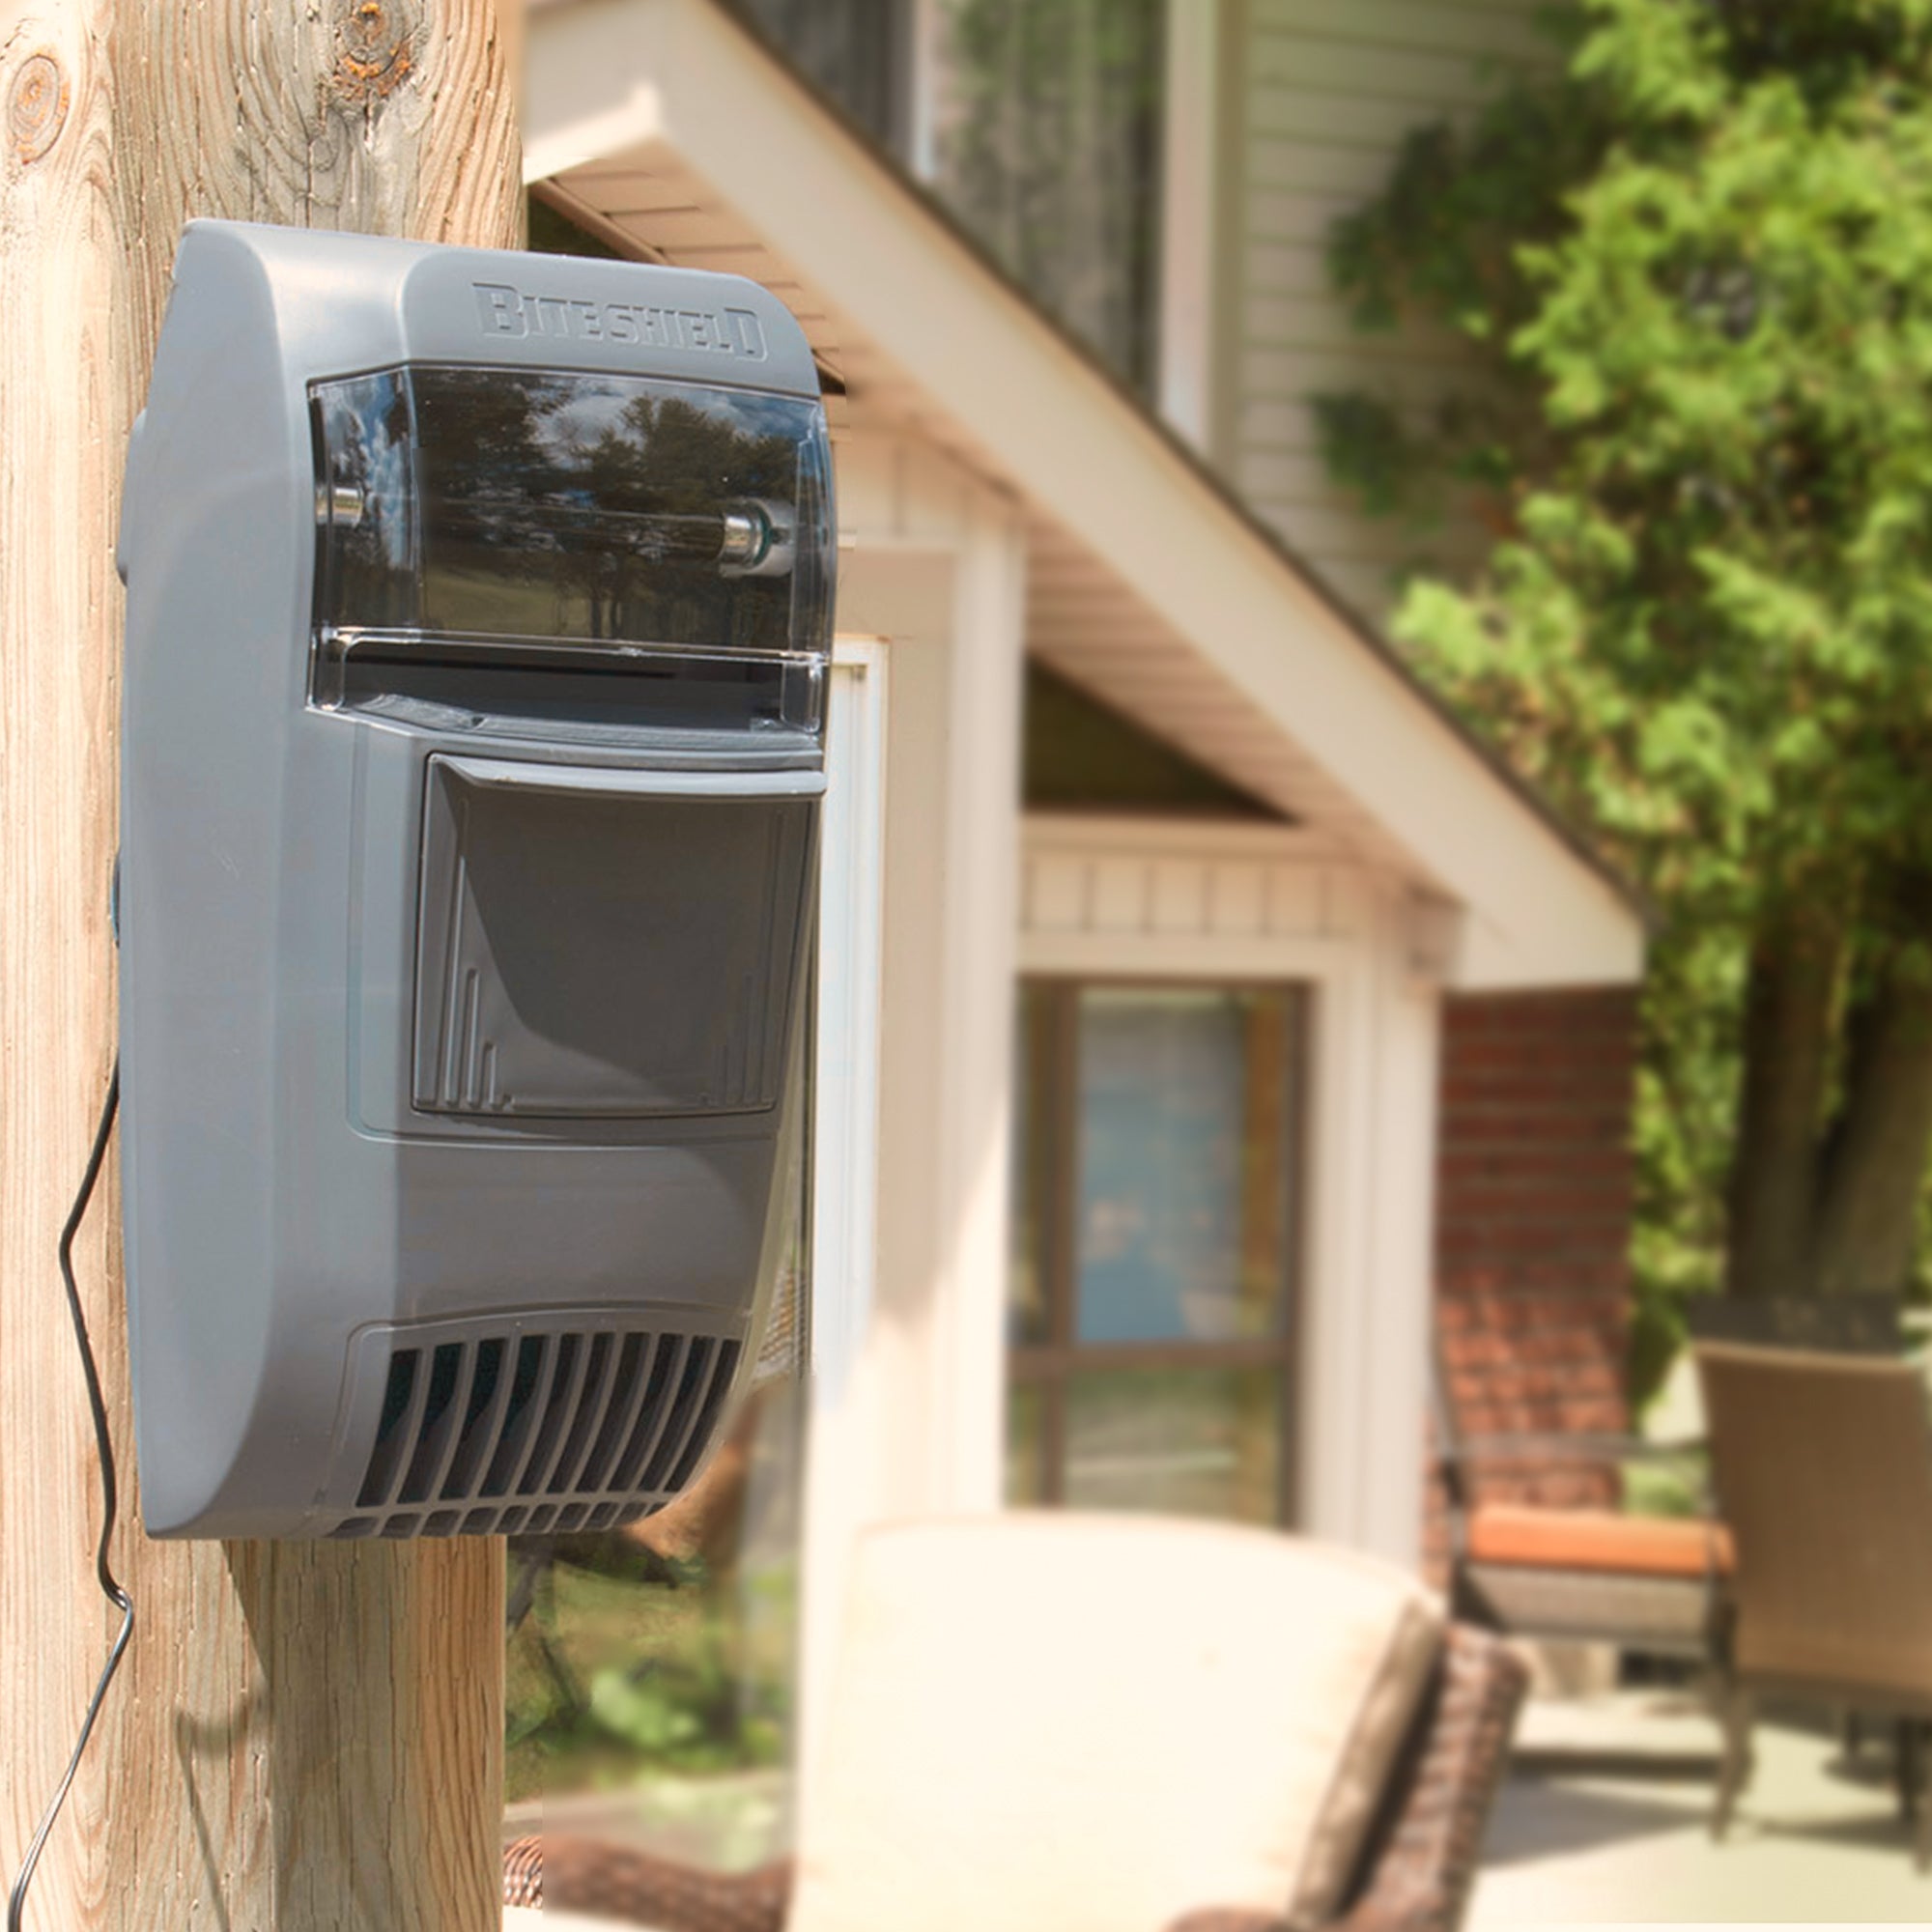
[{"xmin": 118, "ymin": 220, "xmax": 829, "ymax": 1539}]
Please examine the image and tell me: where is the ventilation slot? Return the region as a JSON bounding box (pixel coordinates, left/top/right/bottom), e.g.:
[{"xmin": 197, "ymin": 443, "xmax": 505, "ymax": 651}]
[
  {"xmin": 357, "ymin": 1350, "xmax": 423, "ymax": 1508},
  {"xmin": 668, "ymin": 1340, "xmax": 741, "ymax": 1492},
  {"xmin": 344, "ymin": 1326, "xmax": 743, "ymax": 1540}
]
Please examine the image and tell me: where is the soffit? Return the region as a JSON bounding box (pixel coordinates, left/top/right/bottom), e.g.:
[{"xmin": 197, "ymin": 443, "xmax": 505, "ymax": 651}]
[{"xmin": 538, "ymin": 147, "xmax": 1390, "ymax": 854}]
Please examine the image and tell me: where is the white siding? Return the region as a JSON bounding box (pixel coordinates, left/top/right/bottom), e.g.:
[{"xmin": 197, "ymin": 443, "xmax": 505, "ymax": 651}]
[{"xmin": 1228, "ymin": 0, "xmax": 1560, "ymax": 620}]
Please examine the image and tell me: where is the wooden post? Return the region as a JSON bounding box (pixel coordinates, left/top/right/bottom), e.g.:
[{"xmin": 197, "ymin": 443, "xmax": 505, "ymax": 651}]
[{"xmin": 0, "ymin": 3, "xmax": 520, "ymax": 1924}]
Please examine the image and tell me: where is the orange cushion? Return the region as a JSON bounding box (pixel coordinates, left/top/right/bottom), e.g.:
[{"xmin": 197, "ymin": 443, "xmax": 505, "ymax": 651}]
[{"xmin": 1468, "ymin": 1505, "xmax": 1733, "ymax": 1578}]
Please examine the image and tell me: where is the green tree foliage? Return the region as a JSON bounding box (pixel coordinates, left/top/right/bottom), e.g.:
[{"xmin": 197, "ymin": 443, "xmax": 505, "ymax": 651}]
[{"xmin": 1315, "ymin": 0, "xmax": 1932, "ymax": 1376}]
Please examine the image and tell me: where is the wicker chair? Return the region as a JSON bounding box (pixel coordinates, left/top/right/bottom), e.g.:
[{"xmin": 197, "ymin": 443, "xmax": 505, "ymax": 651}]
[
  {"xmin": 505, "ymin": 1520, "xmax": 1529, "ymax": 1932},
  {"xmin": 1433, "ymin": 1349, "xmax": 1724, "ymax": 1662},
  {"xmin": 1684, "ymin": 1290, "xmax": 1902, "ymax": 1355},
  {"xmin": 1435, "ymin": 1296, "xmax": 1905, "ymax": 1663},
  {"xmin": 1695, "ymin": 1341, "xmax": 1932, "ymax": 1866}
]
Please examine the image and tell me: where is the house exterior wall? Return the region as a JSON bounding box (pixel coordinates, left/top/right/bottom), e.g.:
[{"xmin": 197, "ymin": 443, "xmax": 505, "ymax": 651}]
[
  {"xmin": 1430, "ymin": 988, "xmax": 1638, "ymax": 1568},
  {"xmin": 1223, "ymin": 0, "xmax": 1556, "ymax": 620}
]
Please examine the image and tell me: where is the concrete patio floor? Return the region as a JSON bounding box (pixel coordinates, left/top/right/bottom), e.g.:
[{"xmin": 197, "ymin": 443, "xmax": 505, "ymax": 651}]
[
  {"xmin": 1471, "ymin": 1688, "xmax": 1932, "ymax": 1924},
  {"xmin": 503, "ymin": 1690, "xmax": 1932, "ymax": 1928}
]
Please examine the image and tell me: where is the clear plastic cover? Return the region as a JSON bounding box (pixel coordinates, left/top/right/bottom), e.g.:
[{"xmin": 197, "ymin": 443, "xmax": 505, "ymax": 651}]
[{"xmin": 310, "ymin": 366, "xmax": 833, "ymax": 731}]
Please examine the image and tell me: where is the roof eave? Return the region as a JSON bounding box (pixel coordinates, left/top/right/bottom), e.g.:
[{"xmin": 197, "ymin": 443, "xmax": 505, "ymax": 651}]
[{"xmin": 525, "ymin": 0, "xmax": 1645, "ymax": 991}]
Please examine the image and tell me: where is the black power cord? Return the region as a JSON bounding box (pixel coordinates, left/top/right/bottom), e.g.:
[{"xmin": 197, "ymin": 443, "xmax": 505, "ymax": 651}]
[{"xmin": 7, "ymin": 1063, "xmax": 130, "ymax": 1932}]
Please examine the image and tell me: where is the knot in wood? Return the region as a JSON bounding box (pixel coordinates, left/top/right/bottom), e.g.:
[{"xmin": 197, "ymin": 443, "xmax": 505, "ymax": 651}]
[
  {"xmin": 9, "ymin": 50, "xmax": 68, "ymax": 164},
  {"xmin": 334, "ymin": 0, "xmax": 415, "ymax": 104}
]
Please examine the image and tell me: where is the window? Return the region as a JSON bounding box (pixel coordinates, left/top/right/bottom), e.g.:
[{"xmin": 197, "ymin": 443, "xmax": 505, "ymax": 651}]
[
  {"xmin": 734, "ymin": 0, "xmax": 912, "ymax": 152},
  {"xmin": 1008, "ymin": 980, "xmax": 1307, "ymax": 1523},
  {"xmin": 936, "ymin": 0, "xmax": 1167, "ymax": 393},
  {"xmin": 714, "ymin": 1, "xmax": 1169, "ymax": 393}
]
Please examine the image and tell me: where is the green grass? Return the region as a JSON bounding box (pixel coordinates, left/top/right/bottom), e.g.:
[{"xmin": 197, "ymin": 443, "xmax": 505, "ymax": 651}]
[{"xmin": 505, "ymin": 1552, "xmax": 792, "ymax": 1804}]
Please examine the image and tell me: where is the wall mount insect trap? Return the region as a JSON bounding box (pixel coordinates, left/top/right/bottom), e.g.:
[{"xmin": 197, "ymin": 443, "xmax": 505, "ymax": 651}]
[{"xmin": 116, "ymin": 220, "xmax": 832, "ymax": 1539}]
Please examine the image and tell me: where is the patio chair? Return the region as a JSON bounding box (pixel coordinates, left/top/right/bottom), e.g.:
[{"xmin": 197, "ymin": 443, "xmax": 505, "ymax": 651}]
[
  {"xmin": 1434, "ymin": 1296, "xmax": 1903, "ymax": 1663},
  {"xmin": 1695, "ymin": 1341, "xmax": 1932, "ymax": 1866},
  {"xmin": 1684, "ymin": 1291, "xmax": 1902, "ymax": 1355},
  {"xmin": 1433, "ymin": 1348, "xmax": 1727, "ymax": 1662},
  {"xmin": 503, "ymin": 1513, "xmax": 1529, "ymax": 1932}
]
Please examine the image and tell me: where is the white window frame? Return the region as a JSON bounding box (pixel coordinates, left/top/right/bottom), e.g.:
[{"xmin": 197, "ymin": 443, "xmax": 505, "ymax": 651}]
[
  {"xmin": 905, "ymin": 0, "xmax": 947, "ymax": 182},
  {"xmin": 1157, "ymin": 0, "xmax": 1236, "ymax": 458},
  {"xmin": 799, "ymin": 636, "xmax": 890, "ymax": 1762}
]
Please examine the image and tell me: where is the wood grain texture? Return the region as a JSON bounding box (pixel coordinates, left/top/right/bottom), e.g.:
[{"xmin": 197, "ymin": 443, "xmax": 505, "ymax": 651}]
[{"xmin": 0, "ymin": 3, "xmax": 518, "ymax": 1925}]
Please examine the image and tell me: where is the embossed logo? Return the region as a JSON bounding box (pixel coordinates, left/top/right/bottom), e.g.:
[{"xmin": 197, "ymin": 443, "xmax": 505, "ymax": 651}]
[{"xmin": 472, "ymin": 282, "xmax": 768, "ymax": 361}]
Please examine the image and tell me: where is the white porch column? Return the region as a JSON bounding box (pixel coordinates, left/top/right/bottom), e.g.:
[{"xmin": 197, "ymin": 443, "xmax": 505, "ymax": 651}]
[
  {"xmin": 799, "ymin": 440, "xmax": 1025, "ymax": 1754},
  {"xmin": 1298, "ymin": 886, "xmax": 1446, "ymax": 1572},
  {"xmin": 858, "ymin": 505, "xmax": 1025, "ymax": 1520}
]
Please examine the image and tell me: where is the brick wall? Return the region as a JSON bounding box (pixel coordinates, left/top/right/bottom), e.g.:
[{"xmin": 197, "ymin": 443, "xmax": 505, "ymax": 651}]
[{"xmin": 1428, "ymin": 988, "xmax": 1639, "ymax": 1574}]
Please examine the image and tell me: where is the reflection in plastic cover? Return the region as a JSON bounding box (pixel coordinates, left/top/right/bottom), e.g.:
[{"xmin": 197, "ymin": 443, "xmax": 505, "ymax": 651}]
[{"xmin": 309, "ymin": 366, "xmax": 834, "ymax": 735}]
